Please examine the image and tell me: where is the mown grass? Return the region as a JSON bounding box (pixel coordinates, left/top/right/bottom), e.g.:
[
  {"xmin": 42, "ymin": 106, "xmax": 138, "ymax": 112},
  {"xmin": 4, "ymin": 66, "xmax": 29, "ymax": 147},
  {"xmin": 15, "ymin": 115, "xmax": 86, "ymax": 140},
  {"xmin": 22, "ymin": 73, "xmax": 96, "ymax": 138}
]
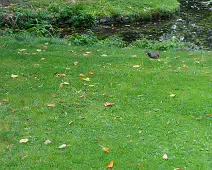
[{"xmin": 0, "ymin": 35, "xmax": 211, "ymax": 169}]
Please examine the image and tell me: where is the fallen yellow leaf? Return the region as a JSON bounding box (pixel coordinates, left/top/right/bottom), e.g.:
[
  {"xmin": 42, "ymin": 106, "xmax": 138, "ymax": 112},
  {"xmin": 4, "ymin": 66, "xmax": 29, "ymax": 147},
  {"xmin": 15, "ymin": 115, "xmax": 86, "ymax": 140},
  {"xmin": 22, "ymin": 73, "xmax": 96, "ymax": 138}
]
[
  {"xmin": 133, "ymin": 65, "xmax": 140, "ymax": 68},
  {"xmin": 80, "ymin": 74, "xmax": 85, "ymax": 77},
  {"xmin": 101, "ymin": 146, "xmax": 110, "ymax": 153},
  {"xmin": 106, "ymin": 161, "xmax": 114, "ymax": 168},
  {"xmin": 82, "ymin": 77, "xmax": 90, "ymax": 81}
]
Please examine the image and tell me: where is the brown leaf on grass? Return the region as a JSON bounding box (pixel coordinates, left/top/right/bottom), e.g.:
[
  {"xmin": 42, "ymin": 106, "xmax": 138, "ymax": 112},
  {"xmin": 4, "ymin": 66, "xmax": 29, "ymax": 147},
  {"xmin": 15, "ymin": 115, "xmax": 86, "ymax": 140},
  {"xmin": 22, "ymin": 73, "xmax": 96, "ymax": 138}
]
[
  {"xmin": 174, "ymin": 168, "xmax": 183, "ymax": 170},
  {"xmin": 205, "ymin": 72, "xmax": 209, "ymax": 74},
  {"xmin": 19, "ymin": 139, "xmax": 29, "ymax": 144},
  {"xmin": 188, "ymin": 53, "xmax": 195, "ymax": 56},
  {"xmin": 101, "ymin": 146, "xmax": 110, "ymax": 153},
  {"xmin": 88, "ymin": 71, "xmax": 94, "ymax": 75},
  {"xmin": 183, "ymin": 65, "xmax": 188, "ymax": 70},
  {"xmin": 207, "ymin": 114, "xmax": 212, "ymax": 117},
  {"xmin": 56, "ymin": 73, "xmax": 66, "ymax": 77},
  {"xmin": 104, "ymin": 102, "xmax": 114, "ymax": 107},
  {"xmin": 41, "ymin": 58, "xmax": 46, "ymax": 60},
  {"xmin": 106, "ymin": 161, "xmax": 114, "ymax": 168}
]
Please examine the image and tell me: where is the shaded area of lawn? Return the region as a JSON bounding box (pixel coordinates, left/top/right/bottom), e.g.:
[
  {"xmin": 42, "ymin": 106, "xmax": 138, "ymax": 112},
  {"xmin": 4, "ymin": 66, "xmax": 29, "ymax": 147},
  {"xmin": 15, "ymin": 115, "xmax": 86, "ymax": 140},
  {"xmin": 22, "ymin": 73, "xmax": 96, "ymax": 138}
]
[{"xmin": 0, "ymin": 36, "xmax": 211, "ymax": 169}]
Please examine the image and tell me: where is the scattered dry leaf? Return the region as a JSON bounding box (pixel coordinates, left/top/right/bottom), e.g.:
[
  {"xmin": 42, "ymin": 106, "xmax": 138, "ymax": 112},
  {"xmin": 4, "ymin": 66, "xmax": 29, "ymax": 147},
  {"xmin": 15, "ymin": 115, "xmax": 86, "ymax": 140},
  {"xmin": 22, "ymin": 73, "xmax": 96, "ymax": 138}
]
[
  {"xmin": 36, "ymin": 49, "xmax": 42, "ymax": 52},
  {"xmin": 88, "ymin": 71, "xmax": 94, "ymax": 75},
  {"xmin": 101, "ymin": 54, "xmax": 107, "ymax": 57},
  {"xmin": 44, "ymin": 139, "xmax": 51, "ymax": 145},
  {"xmin": 82, "ymin": 77, "xmax": 90, "ymax": 81},
  {"xmin": 207, "ymin": 114, "xmax": 212, "ymax": 117},
  {"xmin": 56, "ymin": 73, "xmax": 66, "ymax": 77},
  {"xmin": 60, "ymin": 83, "xmax": 64, "ymax": 88},
  {"xmin": 11, "ymin": 74, "xmax": 18, "ymax": 79},
  {"xmin": 101, "ymin": 146, "xmax": 110, "ymax": 153},
  {"xmin": 58, "ymin": 144, "xmax": 67, "ymax": 149},
  {"xmin": 133, "ymin": 65, "xmax": 140, "ymax": 68},
  {"xmin": 104, "ymin": 102, "xmax": 114, "ymax": 107},
  {"xmin": 19, "ymin": 139, "xmax": 29, "ymax": 144},
  {"xmin": 106, "ymin": 161, "xmax": 114, "ymax": 168},
  {"xmin": 80, "ymin": 74, "xmax": 85, "ymax": 77},
  {"xmin": 74, "ymin": 62, "xmax": 78, "ymax": 66},
  {"xmin": 163, "ymin": 154, "xmax": 168, "ymax": 160},
  {"xmin": 41, "ymin": 58, "xmax": 46, "ymax": 60},
  {"xmin": 66, "ymin": 67, "xmax": 71, "ymax": 70},
  {"xmin": 170, "ymin": 94, "xmax": 176, "ymax": 98},
  {"xmin": 174, "ymin": 168, "xmax": 183, "ymax": 170},
  {"xmin": 205, "ymin": 72, "xmax": 209, "ymax": 74},
  {"xmin": 47, "ymin": 104, "xmax": 55, "ymax": 108}
]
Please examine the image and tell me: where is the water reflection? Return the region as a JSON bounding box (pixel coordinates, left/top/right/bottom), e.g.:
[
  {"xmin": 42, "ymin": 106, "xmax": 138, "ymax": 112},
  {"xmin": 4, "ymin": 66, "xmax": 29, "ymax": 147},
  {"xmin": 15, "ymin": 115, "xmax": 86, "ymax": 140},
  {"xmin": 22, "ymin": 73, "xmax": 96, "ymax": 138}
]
[{"xmin": 93, "ymin": 0, "xmax": 212, "ymax": 49}]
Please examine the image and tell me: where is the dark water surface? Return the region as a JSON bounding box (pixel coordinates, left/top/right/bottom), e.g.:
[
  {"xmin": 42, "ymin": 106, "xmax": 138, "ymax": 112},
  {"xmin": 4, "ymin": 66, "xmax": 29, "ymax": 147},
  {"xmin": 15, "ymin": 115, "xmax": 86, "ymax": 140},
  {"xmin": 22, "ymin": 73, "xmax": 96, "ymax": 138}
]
[{"xmin": 92, "ymin": 0, "xmax": 212, "ymax": 50}]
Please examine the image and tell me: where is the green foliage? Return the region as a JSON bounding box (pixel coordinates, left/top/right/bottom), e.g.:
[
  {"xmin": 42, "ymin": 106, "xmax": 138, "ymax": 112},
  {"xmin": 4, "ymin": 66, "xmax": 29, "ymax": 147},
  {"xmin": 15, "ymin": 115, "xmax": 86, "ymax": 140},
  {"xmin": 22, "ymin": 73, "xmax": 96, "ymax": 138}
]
[
  {"xmin": 67, "ymin": 31, "xmax": 98, "ymax": 45},
  {"xmin": 130, "ymin": 34, "xmax": 197, "ymax": 51}
]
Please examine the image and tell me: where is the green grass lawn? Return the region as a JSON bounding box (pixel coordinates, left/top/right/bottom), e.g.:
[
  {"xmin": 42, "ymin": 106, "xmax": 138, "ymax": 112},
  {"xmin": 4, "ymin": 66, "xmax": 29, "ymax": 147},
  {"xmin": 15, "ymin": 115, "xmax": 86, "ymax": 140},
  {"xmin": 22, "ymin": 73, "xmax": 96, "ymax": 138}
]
[{"xmin": 0, "ymin": 35, "xmax": 211, "ymax": 169}]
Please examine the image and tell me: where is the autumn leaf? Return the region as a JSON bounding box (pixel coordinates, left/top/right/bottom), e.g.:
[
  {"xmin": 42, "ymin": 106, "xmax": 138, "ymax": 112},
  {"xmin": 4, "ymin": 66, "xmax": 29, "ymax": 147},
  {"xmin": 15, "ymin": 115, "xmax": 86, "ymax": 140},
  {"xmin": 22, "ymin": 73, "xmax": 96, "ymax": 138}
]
[
  {"xmin": 74, "ymin": 62, "xmax": 78, "ymax": 66},
  {"xmin": 11, "ymin": 74, "xmax": 18, "ymax": 79},
  {"xmin": 44, "ymin": 139, "xmax": 51, "ymax": 144},
  {"xmin": 41, "ymin": 58, "xmax": 46, "ymax": 60},
  {"xmin": 47, "ymin": 104, "xmax": 55, "ymax": 108},
  {"xmin": 133, "ymin": 65, "xmax": 140, "ymax": 68},
  {"xmin": 19, "ymin": 139, "xmax": 29, "ymax": 144},
  {"xmin": 80, "ymin": 74, "xmax": 85, "ymax": 77},
  {"xmin": 101, "ymin": 54, "xmax": 107, "ymax": 57},
  {"xmin": 58, "ymin": 144, "xmax": 67, "ymax": 149},
  {"xmin": 88, "ymin": 71, "xmax": 94, "ymax": 75},
  {"xmin": 169, "ymin": 94, "xmax": 176, "ymax": 98},
  {"xmin": 163, "ymin": 154, "xmax": 168, "ymax": 160},
  {"xmin": 82, "ymin": 77, "xmax": 90, "ymax": 81},
  {"xmin": 101, "ymin": 146, "xmax": 110, "ymax": 153},
  {"xmin": 104, "ymin": 102, "xmax": 114, "ymax": 107},
  {"xmin": 106, "ymin": 161, "xmax": 114, "ymax": 168},
  {"xmin": 36, "ymin": 49, "xmax": 42, "ymax": 52},
  {"xmin": 56, "ymin": 73, "xmax": 66, "ymax": 77}
]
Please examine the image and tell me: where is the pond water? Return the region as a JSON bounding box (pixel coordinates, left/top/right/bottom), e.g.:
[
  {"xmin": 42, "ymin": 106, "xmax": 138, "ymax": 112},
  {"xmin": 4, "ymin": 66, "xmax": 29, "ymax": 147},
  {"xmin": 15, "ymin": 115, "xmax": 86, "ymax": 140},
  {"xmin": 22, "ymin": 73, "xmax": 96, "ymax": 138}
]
[{"xmin": 92, "ymin": 0, "xmax": 212, "ymax": 50}]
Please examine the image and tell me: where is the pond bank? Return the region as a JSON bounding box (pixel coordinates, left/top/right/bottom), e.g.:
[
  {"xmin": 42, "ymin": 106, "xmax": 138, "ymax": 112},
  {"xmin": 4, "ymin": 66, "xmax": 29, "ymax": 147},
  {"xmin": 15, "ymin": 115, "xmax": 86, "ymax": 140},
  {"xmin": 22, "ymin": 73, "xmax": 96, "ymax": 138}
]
[{"xmin": 0, "ymin": 0, "xmax": 180, "ymax": 31}]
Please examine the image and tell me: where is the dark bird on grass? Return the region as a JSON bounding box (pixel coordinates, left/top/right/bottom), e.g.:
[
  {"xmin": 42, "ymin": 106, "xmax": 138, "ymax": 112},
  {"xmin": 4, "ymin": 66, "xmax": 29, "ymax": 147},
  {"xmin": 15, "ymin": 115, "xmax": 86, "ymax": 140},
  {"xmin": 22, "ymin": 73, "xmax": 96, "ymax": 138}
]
[{"xmin": 145, "ymin": 51, "xmax": 160, "ymax": 59}]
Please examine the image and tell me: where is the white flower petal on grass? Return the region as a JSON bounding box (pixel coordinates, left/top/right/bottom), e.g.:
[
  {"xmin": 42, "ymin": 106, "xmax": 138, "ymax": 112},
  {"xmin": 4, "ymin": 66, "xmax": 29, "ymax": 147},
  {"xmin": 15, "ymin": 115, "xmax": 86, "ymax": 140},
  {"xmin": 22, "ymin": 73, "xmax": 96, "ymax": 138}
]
[{"xmin": 58, "ymin": 144, "xmax": 67, "ymax": 149}]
